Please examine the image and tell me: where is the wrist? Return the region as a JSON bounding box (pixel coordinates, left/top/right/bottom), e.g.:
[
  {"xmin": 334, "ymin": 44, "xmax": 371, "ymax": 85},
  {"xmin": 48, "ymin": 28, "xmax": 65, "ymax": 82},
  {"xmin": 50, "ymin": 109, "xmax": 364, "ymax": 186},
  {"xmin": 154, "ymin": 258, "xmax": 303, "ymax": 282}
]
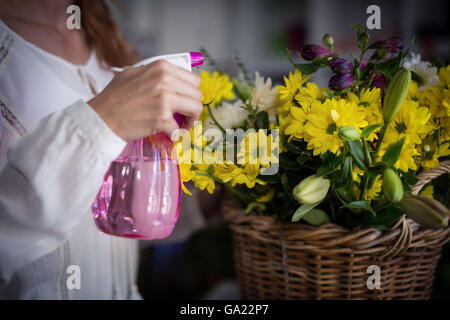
[{"xmin": 88, "ymin": 95, "xmax": 122, "ymax": 140}]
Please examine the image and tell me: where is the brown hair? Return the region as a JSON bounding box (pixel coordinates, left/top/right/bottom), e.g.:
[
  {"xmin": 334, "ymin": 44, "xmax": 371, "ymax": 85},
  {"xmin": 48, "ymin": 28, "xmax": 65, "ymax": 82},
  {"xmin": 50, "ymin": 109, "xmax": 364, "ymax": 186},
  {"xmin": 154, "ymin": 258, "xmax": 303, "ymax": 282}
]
[{"xmin": 76, "ymin": 0, "xmax": 139, "ymax": 68}]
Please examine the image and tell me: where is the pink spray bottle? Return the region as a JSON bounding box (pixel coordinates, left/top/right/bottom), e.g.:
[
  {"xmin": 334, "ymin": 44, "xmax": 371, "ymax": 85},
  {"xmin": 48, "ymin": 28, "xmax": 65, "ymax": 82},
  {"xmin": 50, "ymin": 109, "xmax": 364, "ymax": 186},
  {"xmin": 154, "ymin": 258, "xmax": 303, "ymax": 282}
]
[{"xmin": 91, "ymin": 52, "xmax": 204, "ymax": 239}]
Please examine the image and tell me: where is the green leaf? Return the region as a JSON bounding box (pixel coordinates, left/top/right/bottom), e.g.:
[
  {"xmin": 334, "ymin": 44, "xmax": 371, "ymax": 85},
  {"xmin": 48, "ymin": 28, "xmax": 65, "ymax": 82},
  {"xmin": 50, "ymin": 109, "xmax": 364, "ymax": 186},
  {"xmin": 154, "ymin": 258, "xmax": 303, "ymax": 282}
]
[
  {"xmin": 292, "ymin": 202, "xmax": 320, "ymax": 222},
  {"xmin": 341, "ymin": 200, "xmax": 376, "ymax": 215},
  {"xmin": 362, "ymin": 204, "xmax": 403, "ymax": 227},
  {"xmin": 342, "ymin": 156, "xmax": 354, "ymax": 187},
  {"xmin": 374, "ymin": 54, "xmax": 403, "ymax": 76},
  {"xmin": 350, "ymin": 23, "xmax": 366, "ymax": 35},
  {"xmin": 317, "ymin": 152, "xmax": 344, "ymax": 176},
  {"xmin": 302, "ymin": 209, "xmax": 331, "ymax": 226},
  {"xmin": 411, "ymin": 70, "xmax": 424, "ymax": 86},
  {"xmin": 257, "ymin": 174, "xmax": 280, "ymax": 184},
  {"xmin": 402, "ymin": 170, "xmax": 419, "ymax": 186},
  {"xmin": 293, "ymin": 63, "xmax": 322, "ymax": 75},
  {"xmin": 232, "ymin": 79, "xmax": 251, "ymax": 102},
  {"xmin": 256, "ymin": 111, "xmax": 269, "ymax": 130},
  {"xmin": 283, "ymin": 141, "xmax": 303, "ymax": 154},
  {"xmin": 322, "ymin": 91, "xmax": 334, "ymax": 99},
  {"xmin": 296, "ymin": 154, "xmax": 311, "ymax": 166},
  {"xmin": 335, "ymin": 186, "xmax": 357, "ymax": 204},
  {"xmin": 347, "ymin": 140, "xmax": 367, "ymax": 170},
  {"xmin": 382, "ymin": 137, "xmax": 405, "ymax": 167},
  {"xmin": 279, "ymin": 154, "xmax": 300, "ymax": 170},
  {"xmin": 281, "ymin": 174, "xmax": 296, "ymax": 204},
  {"xmin": 361, "ymin": 124, "xmax": 382, "ymax": 138},
  {"xmin": 367, "ymin": 167, "xmax": 385, "ymax": 179},
  {"xmin": 333, "ymin": 87, "xmax": 352, "ymax": 97}
]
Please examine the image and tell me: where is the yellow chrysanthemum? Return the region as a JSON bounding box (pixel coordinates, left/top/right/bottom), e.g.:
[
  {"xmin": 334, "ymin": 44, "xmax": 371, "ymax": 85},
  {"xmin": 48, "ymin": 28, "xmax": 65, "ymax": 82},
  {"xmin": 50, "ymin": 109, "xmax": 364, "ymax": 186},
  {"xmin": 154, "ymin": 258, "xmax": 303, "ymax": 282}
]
[
  {"xmin": 420, "ymin": 185, "xmax": 434, "ymax": 198},
  {"xmin": 407, "ymin": 81, "xmax": 422, "ymax": 102},
  {"xmin": 237, "ymin": 130, "xmax": 278, "ymax": 167},
  {"xmin": 305, "ymin": 99, "xmax": 368, "ymax": 156},
  {"xmin": 191, "ymin": 164, "xmax": 215, "ymax": 194},
  {"xmin": 383, "ymin": 99, "xmax": 433, "ymax": 147},
  {"xmin": 255, "ymin": 188, "xmax": 275, "ymax": 203},
  {"xmin": 278, "ymin": 113, "xmax": 291, "ymax": 135},
  {"xmin": 417, "ymin": 135, "xmax": 450, "ymax": 170},
  {"xmin": 444, "ymin": 89, "xmax": 450, "ymax": 117},
  {"xmin": 352, "ymin": 167, "xmax": 364, "ymax": 181},
  {"xmin": 232, "ymin": 164, "xmax": 266, "ymax": 188},
  {"xmin": 438, "ymin": 65, "xmax": 450, "ymax": 88},
  {"xmin": 173, "ymin": 125, "xmax": 206, "ymax": 165},
  {"xmin": 179, "ymin": 163, "xmax": 195, "ymax": 195},
  {"xmin": 213, "ymin": 163, "xmax": 265, "ymax": 188},
  {"xmin": 277, "ymin": 69, "xmax": 311, "ymax": 114},
  {"xmin": 440, "ymin": 115, "xmax": 450, "ymax": 141},
  {"xmin": 295, "ymin": 82, "xmax": 326, "ymax": 108},
  {"xmin": 199, "ymin": 71, "xmax": 234, "ymax": 106},
  {"xmin": 213, "ymin": 163, "xmax": 241, "ymax": 182},
  {"xmin": 346, "ymin": 88, "xmax": 383, "ymax": 141},
  {"xmin": 284, "ymin": 105, "xmax": 311, "ymax": 142},
  {"xmin": 365, "ymin": 178, "xmax": 383, "ymax": 201},
  {"xmin": 353, "ymin": 167, "xmax": 382, "ymax": 201},
  {"xmin": 378, "ymin": 140, "xmax": 420, "ymax": 172},
  {"xmin": 420, "ymin": 86, "xmax": 446, "ymax": 122},
  {"xmin": 355, "ymin": 176, "xmax": 383, "ymax": 201}
]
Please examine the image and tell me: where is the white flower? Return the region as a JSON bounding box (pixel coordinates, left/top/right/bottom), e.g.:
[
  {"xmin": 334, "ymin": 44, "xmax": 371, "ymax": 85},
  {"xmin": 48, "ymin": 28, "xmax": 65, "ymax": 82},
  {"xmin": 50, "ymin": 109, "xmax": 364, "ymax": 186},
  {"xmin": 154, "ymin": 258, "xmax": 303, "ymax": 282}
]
[
  {"xmin": 203, "ymin": 100, "xmax": 248, "ymax": 130},
  {"xmin": 250, "ymin": 72, "xmax": 282, "ymax": 123},
  {"xmin": 203, "ymin": 72, "xmax": 282, "ymax": 131},
  {"xmin": 403, "ymin": 53, "xmax": 439, "ymax": 91}
]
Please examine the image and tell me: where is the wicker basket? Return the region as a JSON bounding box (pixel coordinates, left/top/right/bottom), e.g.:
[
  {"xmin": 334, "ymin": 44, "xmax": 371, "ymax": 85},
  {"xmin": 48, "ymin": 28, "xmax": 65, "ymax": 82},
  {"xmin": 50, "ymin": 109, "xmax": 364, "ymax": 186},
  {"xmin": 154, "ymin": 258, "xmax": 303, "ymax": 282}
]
[{"xmin": 224, "ymin": 161, "xmax": 450, "ymax": 299}]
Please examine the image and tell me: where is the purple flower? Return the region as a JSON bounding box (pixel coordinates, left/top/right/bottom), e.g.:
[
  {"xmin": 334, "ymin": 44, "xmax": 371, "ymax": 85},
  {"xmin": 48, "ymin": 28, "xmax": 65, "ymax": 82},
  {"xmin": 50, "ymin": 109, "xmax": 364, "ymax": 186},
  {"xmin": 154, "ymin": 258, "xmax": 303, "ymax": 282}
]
[
  {"xmin": 370, "ymin": 49, "xmax": 395, "ymax": 60},
  {"xmin": 360, "ymin": 61, "xmax": 368, "ymax": 71},
  {"xmin": 330, "ymin": 58, "xmax": 353, "ymax": 75},
  {"xmin": 300, "ymin": 44, "xmax": 336, "ymax": 61},
  {"xmin": 372, "ymin": 73, "xmax": 389, "ymax": 90},
  {"xmin": 368, "ymin": 36, "xmax": 403, "ymax": 51},
  {"xmin": 329, "ymin": 74, "xmax": 354, "ymax": 91}
]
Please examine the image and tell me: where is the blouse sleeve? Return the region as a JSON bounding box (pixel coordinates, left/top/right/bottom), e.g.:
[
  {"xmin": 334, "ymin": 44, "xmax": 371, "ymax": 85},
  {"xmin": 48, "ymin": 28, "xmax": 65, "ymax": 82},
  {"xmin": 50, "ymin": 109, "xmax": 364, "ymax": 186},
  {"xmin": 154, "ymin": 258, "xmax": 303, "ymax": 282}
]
[{"xmin": 0, "ymin": 99, "xmax": 126, "ymax": 282}]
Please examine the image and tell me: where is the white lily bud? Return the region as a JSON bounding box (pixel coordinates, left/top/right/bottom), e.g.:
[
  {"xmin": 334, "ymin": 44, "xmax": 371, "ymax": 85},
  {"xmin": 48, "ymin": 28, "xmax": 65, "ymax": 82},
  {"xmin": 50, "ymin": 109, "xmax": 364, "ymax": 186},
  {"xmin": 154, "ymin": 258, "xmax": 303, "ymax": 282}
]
[{"xmin": 293, "ymin": 175, "xmax": 331, "ymax": 204}]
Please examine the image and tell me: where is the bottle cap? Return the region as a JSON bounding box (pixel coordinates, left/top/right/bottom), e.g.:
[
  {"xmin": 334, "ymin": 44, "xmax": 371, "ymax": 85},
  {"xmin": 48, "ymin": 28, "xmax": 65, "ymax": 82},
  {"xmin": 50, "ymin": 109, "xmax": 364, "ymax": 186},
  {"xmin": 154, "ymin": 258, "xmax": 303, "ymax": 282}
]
[{"xmin": 189, "ymin": 52, "xmax": 204, "ymax": 67}]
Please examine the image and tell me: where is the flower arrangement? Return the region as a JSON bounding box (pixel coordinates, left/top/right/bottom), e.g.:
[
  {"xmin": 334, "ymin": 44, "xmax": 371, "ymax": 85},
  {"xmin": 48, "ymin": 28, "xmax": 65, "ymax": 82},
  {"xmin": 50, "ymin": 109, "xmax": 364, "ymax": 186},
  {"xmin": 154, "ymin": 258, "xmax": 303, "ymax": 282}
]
[{"xmin": 176, "ymin": 24, "xmax": 449, "ymax": 230}]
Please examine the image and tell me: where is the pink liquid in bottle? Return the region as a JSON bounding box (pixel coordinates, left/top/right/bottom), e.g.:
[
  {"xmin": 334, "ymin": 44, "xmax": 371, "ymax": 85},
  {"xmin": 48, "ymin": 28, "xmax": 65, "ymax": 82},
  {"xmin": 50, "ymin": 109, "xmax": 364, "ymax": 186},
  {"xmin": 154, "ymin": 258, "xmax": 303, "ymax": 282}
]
[
  {"xmin": 92, "ymin": 133, "xmax": 181, "ymax": 239},
  {"xmin": 92, "ymin": 52, "xmax": 203, "ymax": 240}
]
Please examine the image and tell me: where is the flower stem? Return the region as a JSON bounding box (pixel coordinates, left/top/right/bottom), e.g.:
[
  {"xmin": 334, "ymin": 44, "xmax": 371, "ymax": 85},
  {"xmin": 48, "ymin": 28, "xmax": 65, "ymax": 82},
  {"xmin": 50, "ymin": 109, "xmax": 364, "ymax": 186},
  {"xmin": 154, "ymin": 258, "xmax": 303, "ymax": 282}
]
[
  {"xmin": 373, "ymin": 198, "xmax": 390, "ymax": 211},
  {"xmin": 362, "ymin": 138, "xmax": 372, "ymax": 167},
  {"xmin": 328, "ymin": 195, "xmax": 336, "ymax": 222},
  {"xmin": 360, "ymin": 174, "xmax": 369, "ymax": 201},
  {"xmin": 206, "ymin": 104, "xmax": 226, "ymax": 135},
  {"xmin": 374, "ymin": 124, "xmax": 388, "ymax": 156}
]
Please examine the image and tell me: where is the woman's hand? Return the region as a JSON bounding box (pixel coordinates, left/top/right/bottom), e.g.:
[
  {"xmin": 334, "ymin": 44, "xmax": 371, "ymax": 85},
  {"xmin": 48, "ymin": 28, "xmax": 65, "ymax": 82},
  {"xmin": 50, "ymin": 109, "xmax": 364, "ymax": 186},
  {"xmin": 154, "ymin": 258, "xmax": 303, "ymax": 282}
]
[{"xmin": 88, "ymin": 60, "xmax": 202, "ymax": 141}]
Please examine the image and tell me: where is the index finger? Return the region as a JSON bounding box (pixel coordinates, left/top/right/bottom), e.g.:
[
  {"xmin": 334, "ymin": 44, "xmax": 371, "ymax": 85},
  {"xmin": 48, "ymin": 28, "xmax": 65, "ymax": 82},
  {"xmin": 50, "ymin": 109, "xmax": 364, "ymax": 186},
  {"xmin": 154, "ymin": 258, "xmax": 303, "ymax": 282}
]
[{"xmin": 150, "ymin": 60, "xmax": 201, "ymax": 87}]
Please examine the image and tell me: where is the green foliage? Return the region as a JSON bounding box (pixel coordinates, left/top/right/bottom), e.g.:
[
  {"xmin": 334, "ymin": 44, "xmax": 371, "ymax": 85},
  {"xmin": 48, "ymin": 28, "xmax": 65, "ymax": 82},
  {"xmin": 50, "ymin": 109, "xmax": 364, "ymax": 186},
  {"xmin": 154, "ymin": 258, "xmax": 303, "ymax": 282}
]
[
  {"xmin": 222, "ymin": 25, "xmax": 444, "ymax": 232},
  {"xmin": 382, "ymin": 137, "xmax": 405, "ymax": 167},
  {"xmin": 302, "ymin": 209, "xmax": 331, "ymax": 226},
  {"xmin": 292, "ymin": 202, "xmax": 321, "ymax": 222},
  {"xmin": 341, "ymin": 200, "xmax": 376, "ymax": 215},
  {"xmin": 293, "ymin": 62, "xmax": 322, "ymax": 75},
  {"xmin": 255, "ymin": 111, "xmax": 269, "ymax": 130}
]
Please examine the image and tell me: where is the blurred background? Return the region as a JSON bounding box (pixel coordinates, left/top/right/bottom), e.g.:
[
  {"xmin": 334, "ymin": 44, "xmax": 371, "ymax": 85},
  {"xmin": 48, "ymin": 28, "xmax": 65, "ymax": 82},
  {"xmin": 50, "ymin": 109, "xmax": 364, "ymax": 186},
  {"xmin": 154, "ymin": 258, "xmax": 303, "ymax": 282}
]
[{"xmin": 109, "ymin": 0, "xmax": 450, "ymax": 299}]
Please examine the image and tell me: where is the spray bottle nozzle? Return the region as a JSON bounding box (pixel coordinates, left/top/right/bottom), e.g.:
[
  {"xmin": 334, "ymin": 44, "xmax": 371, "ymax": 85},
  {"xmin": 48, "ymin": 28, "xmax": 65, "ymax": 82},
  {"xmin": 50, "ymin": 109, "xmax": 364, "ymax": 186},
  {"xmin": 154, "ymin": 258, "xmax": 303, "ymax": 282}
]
[{"xmin": 189, "ymin": 52, "xmax": 204, "ymax": 67}]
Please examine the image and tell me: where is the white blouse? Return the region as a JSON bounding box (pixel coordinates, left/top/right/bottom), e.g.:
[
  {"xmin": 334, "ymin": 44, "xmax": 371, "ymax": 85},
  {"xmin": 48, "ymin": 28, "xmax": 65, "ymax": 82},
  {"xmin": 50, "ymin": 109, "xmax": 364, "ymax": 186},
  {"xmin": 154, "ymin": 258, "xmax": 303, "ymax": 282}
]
[{"xmin": 0, "ymin": 20, "xmax": 205, "ymax": 300}]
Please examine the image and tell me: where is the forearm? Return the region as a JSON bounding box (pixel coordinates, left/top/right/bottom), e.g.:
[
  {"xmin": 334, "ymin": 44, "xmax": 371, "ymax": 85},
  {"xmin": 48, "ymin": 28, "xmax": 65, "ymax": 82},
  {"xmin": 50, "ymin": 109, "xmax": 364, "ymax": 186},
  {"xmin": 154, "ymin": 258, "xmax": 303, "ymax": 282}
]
[{"xmin": 0, "ymin": 99, "xmax": 126, "ymax": 281}]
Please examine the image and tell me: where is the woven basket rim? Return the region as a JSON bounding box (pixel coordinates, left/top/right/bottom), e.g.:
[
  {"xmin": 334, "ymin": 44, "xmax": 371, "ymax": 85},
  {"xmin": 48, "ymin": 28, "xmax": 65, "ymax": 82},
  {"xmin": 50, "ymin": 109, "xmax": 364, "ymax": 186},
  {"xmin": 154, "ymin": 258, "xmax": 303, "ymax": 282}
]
[{"xmin": 224, "ymin": 160, "xmax": 450, "ymax": 256}]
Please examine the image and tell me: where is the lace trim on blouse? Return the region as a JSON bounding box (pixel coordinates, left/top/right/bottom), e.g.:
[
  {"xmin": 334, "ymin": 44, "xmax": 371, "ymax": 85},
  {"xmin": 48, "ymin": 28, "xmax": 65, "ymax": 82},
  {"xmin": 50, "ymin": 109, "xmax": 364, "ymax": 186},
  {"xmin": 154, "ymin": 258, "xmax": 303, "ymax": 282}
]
[
  {"xmin": 0, "ymin": 29, "xmax": 28, "ymax": 136},
  {"xmin": 0, "ymin": 95, "xmax": 28, "ymax": 136}
]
